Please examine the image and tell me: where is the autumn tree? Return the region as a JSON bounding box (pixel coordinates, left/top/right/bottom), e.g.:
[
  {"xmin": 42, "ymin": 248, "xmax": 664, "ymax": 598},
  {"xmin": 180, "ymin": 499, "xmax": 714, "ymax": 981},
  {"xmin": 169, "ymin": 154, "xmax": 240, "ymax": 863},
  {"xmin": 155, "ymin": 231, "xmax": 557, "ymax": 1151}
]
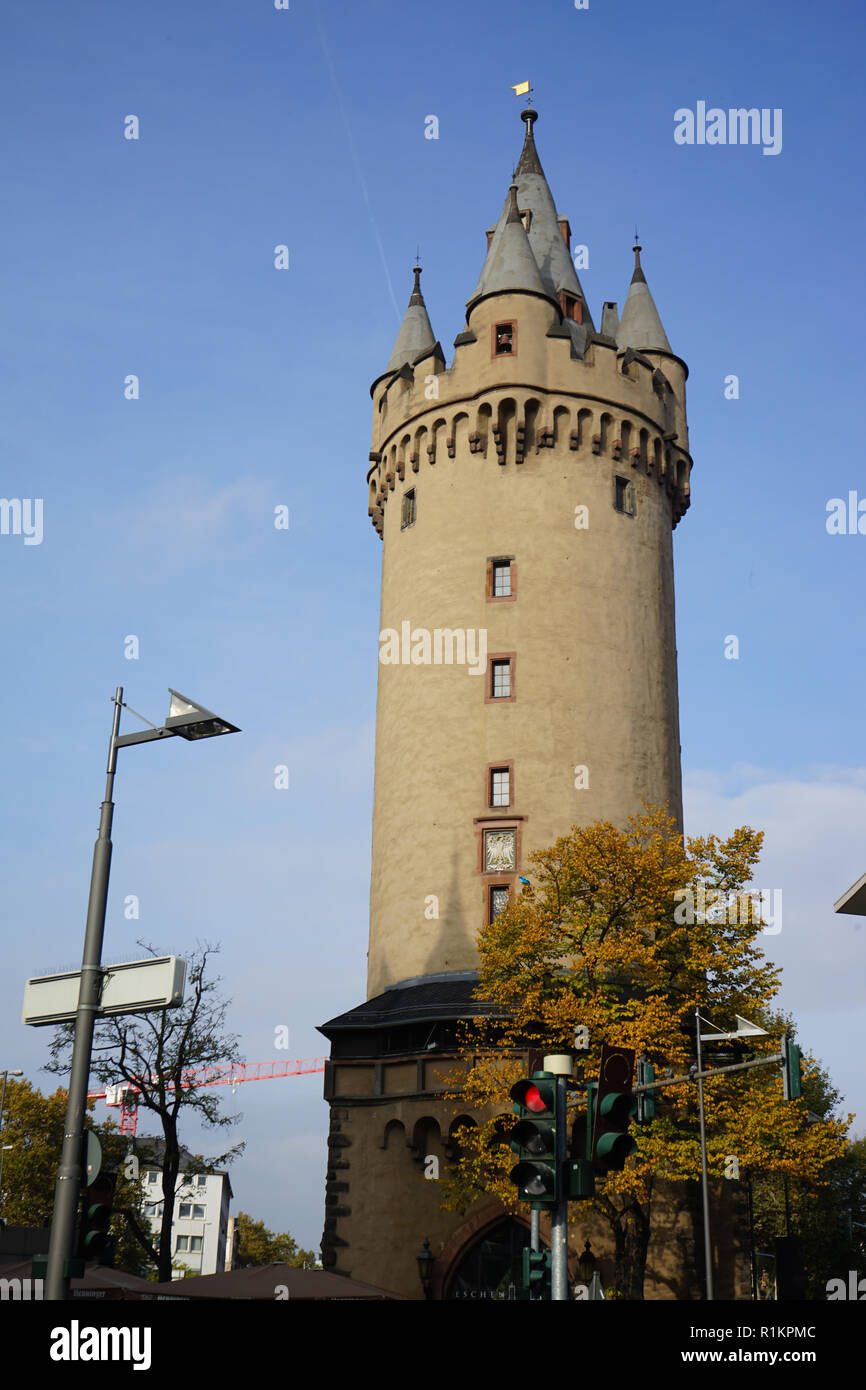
[
  {"xmin": 0, "ymin": 1078, "xmax": 149, "ymax": 1275},
  {"xmin": 45, "ymin": 940, "xmax": 244, "ymax": 1283},
  {"xmin": 749, "ymin": 1056, "xmax": 866, "ymax": 1298},
  {"xmin": 234, "ymin": 1212, "xmax": 318, "ymax": 1268},
  {"xmin": 443, "ymin": 807, "xmax": 851, "ymax": 1299}
]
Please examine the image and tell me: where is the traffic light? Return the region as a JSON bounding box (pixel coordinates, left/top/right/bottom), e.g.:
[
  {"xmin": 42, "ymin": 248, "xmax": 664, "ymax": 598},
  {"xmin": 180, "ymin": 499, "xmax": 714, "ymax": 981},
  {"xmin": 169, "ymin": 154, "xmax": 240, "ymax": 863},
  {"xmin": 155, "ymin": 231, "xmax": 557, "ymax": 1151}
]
[
  {"xmin": 79, "ymin": 1170, "xmax": 117, "ymax": 1263},
  {"xmin": 521, "ymin": 1247, "xmax": 551, "ymax": 1299},
  {"xmin": 636, "ymin": 1057, "xmax": 656, "ymax": 1122},
  {"xmin": 591, "ymin": 1045, "xmax": 637, "ymax": 1171},
  {"xmin": 509, "ymin": 1073, "xmax": 558, "ymax": 1205},
  {"xmin": 781, "ymin": 1036, "xmax": 802, "ymax": 1101}
]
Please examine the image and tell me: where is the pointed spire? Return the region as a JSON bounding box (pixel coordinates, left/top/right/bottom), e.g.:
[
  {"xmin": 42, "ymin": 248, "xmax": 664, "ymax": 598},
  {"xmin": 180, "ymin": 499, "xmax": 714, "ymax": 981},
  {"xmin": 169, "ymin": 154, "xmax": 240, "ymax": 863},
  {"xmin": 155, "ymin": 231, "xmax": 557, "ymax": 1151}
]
[
  {"xmin": 616, "ymin": 239, "xmax": 672, "ymax": 353},
  {"xmin": 466, "ymin": 184, "xmax": 548, "ymax": 309},
  {"xmin": 385, "ymin": 263, "xmax": 436, "ymax": 373},
  {"xmin": 515, "ymin": 106, "xmax": 544, "ymax": 176},
  {"xmin": 474, "ymin": 106, "xmax": 594, "ymax": 328}
]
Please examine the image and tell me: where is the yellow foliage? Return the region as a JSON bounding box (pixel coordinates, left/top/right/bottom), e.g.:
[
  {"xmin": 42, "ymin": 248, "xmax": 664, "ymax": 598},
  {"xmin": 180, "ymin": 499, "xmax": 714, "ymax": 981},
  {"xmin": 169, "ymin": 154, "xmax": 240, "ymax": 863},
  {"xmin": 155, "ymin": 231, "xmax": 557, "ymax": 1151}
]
[{"xmin": 443, "ymin": 807, "xmax": 850, "ymax": 1215}]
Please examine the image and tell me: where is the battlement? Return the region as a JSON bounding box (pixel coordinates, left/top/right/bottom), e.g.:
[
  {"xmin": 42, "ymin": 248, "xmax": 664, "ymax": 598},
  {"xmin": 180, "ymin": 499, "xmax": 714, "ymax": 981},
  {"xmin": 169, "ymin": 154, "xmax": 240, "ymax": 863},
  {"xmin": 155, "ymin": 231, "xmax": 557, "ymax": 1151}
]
[{"xmin": 367, "ymin": 308, "xmax": 691, "ymax": 536}]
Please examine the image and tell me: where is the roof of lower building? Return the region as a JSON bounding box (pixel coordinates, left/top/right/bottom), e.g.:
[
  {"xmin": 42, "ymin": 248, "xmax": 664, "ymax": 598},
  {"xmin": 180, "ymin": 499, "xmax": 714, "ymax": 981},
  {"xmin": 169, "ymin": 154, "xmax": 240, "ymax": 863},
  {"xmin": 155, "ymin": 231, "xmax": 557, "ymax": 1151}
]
[{"xmin": 319, "ymin": 975, "xmax": 505, "ymax": 1033}]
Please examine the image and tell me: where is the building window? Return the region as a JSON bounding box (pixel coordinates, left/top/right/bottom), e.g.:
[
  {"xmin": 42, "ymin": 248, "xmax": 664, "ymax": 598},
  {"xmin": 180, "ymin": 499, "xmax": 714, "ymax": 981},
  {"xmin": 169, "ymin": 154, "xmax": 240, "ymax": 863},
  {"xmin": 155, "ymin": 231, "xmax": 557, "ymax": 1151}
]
[
  {"xmin": 491, "ymin": 659, "xmax": 512, "ymax": 699},
  {"xmin": 614, "ymin": 475, "xmax": 635, "ymax": 516},
  {"xmin": 560, "ymin": 292, "xmax": 583, "ymax": 324},
  {"xmin": 147, "ymin": 1171, "xmax": 158, "ymax": 1185},
  {"xmin": 484, "ymin": 828, "xmax": 515, "ymax": 873},
  {"xmin": 179, "ymin": 1203, "xmax": 191, "ymax": 1218},
  {"xmin": 197, "ymin": 1176, "xmax": 207, "ymax": 1188},
  {"xmin": 176, "ymin": 1236, "xmax": 189, "ymax": 1252},
  {"xmin": 190, "ymin": 1237, "xmax": 203, "ymax": 1253},
  {"xmin": 193, "ymin": 1205, "xmax": 206, "ymax": 1220},
  {"xmin": 486, "ymin": 558, "xmax": 517, "ymax": 602},
  {"xmin": 401, "ymin": 489, "xmax": 416, "ymax": 530},
  {"xmin": 489, "ymin": 767, "xmax": 510, "ymax": 807},
  {"xmin": 492, "ymin": 321, "xmax": 517, "ymax": 357},
  {"xmin": 489, "ymin": 885, "xmax": 511, "ymax": 920}
]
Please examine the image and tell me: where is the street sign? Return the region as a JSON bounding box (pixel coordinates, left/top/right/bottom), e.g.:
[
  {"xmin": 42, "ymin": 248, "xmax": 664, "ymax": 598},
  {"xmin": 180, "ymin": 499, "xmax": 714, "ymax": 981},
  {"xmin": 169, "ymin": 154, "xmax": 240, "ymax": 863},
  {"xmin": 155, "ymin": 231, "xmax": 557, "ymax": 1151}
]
[
  {"xmin": 22, "ymin": 956, "xmax": 186, "ymax": 1026},
  {"xmin": 84, "ymin": 1130, "xmax": 102, "ymax": 1186}
]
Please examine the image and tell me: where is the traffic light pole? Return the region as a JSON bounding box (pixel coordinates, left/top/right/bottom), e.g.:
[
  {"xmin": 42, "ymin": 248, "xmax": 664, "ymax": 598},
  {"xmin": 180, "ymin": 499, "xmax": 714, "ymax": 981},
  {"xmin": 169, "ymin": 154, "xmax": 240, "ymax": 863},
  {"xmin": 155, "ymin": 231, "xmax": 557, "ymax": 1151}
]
[{"xmin": 551, "ymin": 1072, "xmax": 569, "ymax": 1301}]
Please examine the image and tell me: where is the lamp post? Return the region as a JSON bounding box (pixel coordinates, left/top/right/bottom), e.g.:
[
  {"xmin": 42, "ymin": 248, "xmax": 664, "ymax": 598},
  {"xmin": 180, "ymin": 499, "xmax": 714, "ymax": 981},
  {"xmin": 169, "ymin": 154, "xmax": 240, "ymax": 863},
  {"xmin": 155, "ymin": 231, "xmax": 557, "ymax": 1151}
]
[
  {"xmin": 0, "ymin": 1068, "xmax": 23, "ymax": 1218},
  {"xmin": 693, "ymin": 1010, "xmax": 768, "ymax": 1301},
  {"xmin": 577, "ymin": 1238, "xmax": 597, "ymax": 1286},
  {"xmin": 44, "ymin": 687, "xmax": 239, "ymax": 1301},
  {"xmin": 416, "ymin": 1238, "xmax": 434, "ymax": 1300}
]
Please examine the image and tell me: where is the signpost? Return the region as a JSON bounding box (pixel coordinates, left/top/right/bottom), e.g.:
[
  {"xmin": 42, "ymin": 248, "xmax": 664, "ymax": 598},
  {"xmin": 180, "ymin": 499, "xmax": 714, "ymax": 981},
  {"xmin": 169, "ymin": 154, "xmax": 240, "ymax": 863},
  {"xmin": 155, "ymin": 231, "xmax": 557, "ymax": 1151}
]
[{"xmin": 22, "ymin": 956, "xmax": 186, "ymax": 1026}]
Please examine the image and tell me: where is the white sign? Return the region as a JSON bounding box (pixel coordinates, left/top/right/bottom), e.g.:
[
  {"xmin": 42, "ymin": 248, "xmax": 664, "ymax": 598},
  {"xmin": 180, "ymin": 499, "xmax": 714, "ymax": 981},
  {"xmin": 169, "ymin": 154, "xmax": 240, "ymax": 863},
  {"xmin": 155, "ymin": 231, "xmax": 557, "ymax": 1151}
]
[{"xmin": 22, "ymin": 956, "xmax": 186, "ymax": 1026}]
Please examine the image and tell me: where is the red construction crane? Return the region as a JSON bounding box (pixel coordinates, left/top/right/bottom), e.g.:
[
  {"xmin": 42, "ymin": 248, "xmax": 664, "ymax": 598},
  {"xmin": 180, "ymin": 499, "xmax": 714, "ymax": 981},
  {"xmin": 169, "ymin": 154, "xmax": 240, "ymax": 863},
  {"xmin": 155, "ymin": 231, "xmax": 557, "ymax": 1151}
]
[{"xmin": 87, "ymin": 1058, "xmax": 327, "ymax": 1136}]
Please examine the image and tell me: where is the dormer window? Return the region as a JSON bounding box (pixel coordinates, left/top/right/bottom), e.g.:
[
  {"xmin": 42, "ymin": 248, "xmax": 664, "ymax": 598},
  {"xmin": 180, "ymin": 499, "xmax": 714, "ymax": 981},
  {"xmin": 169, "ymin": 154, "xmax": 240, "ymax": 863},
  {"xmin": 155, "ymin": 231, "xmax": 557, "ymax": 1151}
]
[
  {"xmin": 560, "ymin": 293, "xmax": 582, "ymax": 324},
  {"xmin": 493, "ymin": 321, "xmax": 516, "ymax": 357}
]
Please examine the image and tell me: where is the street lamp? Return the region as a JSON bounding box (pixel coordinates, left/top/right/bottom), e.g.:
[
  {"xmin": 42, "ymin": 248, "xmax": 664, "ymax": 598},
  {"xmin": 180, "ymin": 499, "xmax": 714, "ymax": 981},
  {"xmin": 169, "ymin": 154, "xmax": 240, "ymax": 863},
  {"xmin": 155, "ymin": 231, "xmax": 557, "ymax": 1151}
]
[
  {"xmin": 44, "ymin": 686, "xmax": 239, "ymax": 1301},
  {"xmin": 577, "ymin": 1238, "xmax": 597, "ymax": 1285},
  {"xmin": 416, "ymin": 1238, "xmax": 434, "ymax": 1300}
]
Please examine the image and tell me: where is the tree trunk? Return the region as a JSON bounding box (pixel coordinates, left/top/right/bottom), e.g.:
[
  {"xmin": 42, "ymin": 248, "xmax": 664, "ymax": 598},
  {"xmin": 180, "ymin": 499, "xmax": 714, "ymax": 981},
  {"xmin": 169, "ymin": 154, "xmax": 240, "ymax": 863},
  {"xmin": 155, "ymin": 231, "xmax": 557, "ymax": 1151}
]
[{"xmin": 158, "ymin": 1118, "xmax": 181, "ymax": 1283}]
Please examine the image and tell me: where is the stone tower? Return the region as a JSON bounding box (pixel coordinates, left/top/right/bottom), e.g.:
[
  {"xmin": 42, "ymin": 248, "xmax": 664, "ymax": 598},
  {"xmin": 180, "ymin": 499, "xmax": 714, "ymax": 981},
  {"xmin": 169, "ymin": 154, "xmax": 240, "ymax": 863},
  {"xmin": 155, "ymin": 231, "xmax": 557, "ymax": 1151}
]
[{"xmin": 318, "ymin": 108, "xmax": 729, "ymax": 1300}]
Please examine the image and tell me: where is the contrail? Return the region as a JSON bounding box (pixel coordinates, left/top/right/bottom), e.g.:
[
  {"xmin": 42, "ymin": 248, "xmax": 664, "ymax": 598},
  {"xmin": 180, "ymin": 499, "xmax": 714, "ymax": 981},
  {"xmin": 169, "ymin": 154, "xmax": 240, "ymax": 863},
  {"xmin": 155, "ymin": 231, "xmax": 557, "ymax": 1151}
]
[{"xmin": 314, "ymin": 2, "xmax": 401, "ymax": 321}]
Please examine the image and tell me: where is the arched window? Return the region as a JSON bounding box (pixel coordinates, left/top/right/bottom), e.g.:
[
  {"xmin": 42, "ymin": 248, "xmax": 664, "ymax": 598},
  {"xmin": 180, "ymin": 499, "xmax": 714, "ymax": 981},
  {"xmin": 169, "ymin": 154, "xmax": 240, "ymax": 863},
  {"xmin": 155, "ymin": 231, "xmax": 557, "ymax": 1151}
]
[{"xmin": 445, "ymin": 1218, "xmax": 536, "ymax": 1300}]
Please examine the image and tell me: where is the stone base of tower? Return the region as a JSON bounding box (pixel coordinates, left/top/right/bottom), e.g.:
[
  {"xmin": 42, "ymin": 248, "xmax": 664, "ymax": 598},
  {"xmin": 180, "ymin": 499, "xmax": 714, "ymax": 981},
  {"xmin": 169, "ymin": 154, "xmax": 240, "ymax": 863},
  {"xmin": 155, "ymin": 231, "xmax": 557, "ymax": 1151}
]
[{"xmin": 318, "ymin": 978, "xmax": 752, "ymax": 1300}]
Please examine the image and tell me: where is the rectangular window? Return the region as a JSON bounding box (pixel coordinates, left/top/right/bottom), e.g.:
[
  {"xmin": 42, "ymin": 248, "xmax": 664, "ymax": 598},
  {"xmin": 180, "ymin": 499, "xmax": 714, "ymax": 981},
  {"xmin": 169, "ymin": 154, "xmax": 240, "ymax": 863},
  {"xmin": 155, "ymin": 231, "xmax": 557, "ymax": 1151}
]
[
  {"xmin": 197, "ymin": 1176, "xmax": 207, "ymax": 1188},
  {"xmin": 491, "ymin": 660, "xmax": 511, "ymax": 699},
  {"xmin": 401, "ymin": 489, "xmax": 416, "ymax": 530},
  {"xmin": 492, "ymin": 321, "xmax": 517, "ymax": 357},
  {"xmin": 147, "ymin": 1172, "xmax": 157, "ymax": 1185},
  {"xmin": 486, "ymin": 559, "xmax": 517, "ymax": 602},
  {"xmin": 489, "ymin": 885, "xmax": 511, "ymax": 920},
  {"xmin": 492, "ymin": 562, "xmax": 511, "ymax": 597},
  {"xmin": 193, "ymin": 1205, "xmax": 206, "ymax": 1220},
  {"xmin": 176, "ymin": 1236, "xmax": 189, "ymax": 1252},
  {"xmin": 614, "ymin": 475, "xmax": 634, "ymax": 516},
  {"xmin": 179, "ymin": 1203, "xmax": 191, "ymax": 1218},
  {"xmin": 490, "ymin": 768, "xmax": 510, "ymax": 807},
  {"xmin": 190, "ymin": 1236, "xmax": 203, "ymax": 1253}
]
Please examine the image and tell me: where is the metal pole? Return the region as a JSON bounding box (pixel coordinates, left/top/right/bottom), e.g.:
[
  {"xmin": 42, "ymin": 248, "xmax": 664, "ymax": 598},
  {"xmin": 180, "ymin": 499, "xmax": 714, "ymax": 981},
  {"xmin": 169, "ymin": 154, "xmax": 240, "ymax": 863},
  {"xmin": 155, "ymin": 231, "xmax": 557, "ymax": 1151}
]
[
  {"xmin": 45, "ymin": 688, "xmax": 123, "ymax": 1300},
  {"xmin": 551, "ymin": 1073, "xmax": 568, "ymax": 1301},
  {"xmin": 0, "ymin": 1071, "xmax": 11, "ymax": 1213},
  {"xmin": 696, "ymin": 1007, "xmax": 714, "ymax": 1301},
  {"xmin": 529, "ymin": 1207, "xmax": 540, "ymax": 1302},
  {"xmin": 747, "ymin": 1179, "xmax": 757, "ymax": 1301}
]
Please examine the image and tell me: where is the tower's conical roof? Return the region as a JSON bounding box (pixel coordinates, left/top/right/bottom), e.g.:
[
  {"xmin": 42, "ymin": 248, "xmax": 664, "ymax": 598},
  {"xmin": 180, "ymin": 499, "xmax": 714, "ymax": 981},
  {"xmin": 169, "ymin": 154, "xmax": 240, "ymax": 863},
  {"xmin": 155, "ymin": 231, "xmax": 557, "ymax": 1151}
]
[
  {"xmin": 385, "ymin": 265, "xmax": 436, "ymax": 372},
  {"xmin": 468, "ymin": 108, "xmax": 593, "ymax": 328},
  {"xmin": 616, "ymin": 242, "xmax": 672, "ymax": 353},
  {"xmin": 467, "ymin": 184, "xmax": 549, "ymax": 309},
  {"xmin": 513, "ymin": 108, "xmax": 593, "ymax": 325}
]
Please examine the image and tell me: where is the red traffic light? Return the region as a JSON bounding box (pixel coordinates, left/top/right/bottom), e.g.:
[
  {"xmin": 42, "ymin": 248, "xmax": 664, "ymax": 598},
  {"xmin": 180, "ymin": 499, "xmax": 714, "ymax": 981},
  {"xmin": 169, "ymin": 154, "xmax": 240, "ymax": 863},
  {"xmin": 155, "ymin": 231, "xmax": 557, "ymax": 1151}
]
[{"xmin": 510, "ymin": 1077, "xmax": 556, "ymax": 1115}]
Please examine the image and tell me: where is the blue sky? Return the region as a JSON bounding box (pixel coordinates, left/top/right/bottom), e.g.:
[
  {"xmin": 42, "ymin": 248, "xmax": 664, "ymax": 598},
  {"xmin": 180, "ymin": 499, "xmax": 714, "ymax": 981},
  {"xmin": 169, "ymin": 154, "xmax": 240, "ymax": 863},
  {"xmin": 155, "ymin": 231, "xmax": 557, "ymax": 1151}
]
[{"xmin": 1, "ymin": 0, "xmax": 865, "ymax": 1252}]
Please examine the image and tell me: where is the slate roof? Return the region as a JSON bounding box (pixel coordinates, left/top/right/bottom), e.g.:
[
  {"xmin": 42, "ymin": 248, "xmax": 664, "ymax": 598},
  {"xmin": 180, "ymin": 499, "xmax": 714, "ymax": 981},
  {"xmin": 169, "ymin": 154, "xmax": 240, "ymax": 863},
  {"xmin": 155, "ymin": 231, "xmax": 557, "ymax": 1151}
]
[
  {"xmin": 319, "ymin": 975, "xmax": 504, "ymax": 1034},
  {"xmin": 385, "ymin": 263, "xmax": 436, "ymax": 372},
  {"xmin": 616, "ymin": 243, "xmax": 672, "ymax": 353}
]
